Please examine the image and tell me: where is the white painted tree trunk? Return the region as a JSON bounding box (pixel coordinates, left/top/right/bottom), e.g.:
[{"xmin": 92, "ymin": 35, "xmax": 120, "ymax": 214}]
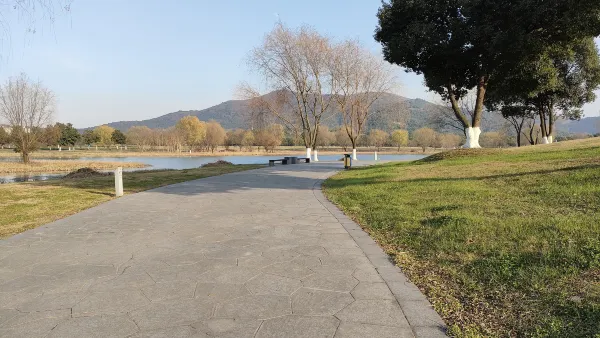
[
  {"xmin": 313, "ymin": 150, "xmax": 319, "ymax": 162},
  {"xmin": 541, "ymin": 136, "xmax": 549, "ymax": 144},
  {"xmin": 462, "ymin": 127, "xmax": 482, "ymax": 148},
  {"xmin": 374, "ymin": 152, "xmax": 378, "ymax": 161},
  {"xmin": 548, "ymin": 135, "xmax": 553, "ymax": 143},
  {"xmin": 306, "ymin": 148, "xmax": 311, "ymax": 160},
  {"xmin": 352, "ymin": 148, "xmax": 357, "ymax": 160}
]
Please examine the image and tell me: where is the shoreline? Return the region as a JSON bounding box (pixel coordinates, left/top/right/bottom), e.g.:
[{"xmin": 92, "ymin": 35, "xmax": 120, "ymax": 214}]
[{"xmin": 0, "ymin": 147, "xmax": 438, "ymax": 159}]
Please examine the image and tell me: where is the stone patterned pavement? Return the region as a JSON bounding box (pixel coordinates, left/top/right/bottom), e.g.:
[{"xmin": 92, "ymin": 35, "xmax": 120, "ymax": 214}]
[{"xmin": 0, "ymin": 162, "xmax": 446, "ymax": 337}]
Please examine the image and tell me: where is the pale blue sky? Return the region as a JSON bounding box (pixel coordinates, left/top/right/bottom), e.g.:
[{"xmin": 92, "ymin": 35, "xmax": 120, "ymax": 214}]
[{"xmin": 0, "ymin": 0, "xmax": 598, "ymax": 128}]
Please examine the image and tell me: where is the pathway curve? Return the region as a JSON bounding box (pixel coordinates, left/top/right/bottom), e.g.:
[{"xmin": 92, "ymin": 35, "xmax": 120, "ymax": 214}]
[{"xmin": 0, "ymin": 163, "xmax": 446, "ymax": 338}]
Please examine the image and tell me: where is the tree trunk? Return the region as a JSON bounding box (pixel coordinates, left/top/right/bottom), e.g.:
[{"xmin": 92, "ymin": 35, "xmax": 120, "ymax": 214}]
[
  {"xmin": 22, "ymin": 152, "xmax": 30, "ymax": 164},
  {"xmin": 463, "ymin": 127, "xmax": 482, "ymax": 149},
  {"xmin": 350, "ymin": 138, "xmax": 357, "ymax": 160}
]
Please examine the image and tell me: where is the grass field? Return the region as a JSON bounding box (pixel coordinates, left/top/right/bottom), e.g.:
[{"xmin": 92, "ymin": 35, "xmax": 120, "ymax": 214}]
[
  {"xmin": 323, "ymin": 138, "xmax": 600, "ymax": 337},
  {"xmin": 0, "ymin": 164, "xmax": 262, "ymax": 238}
]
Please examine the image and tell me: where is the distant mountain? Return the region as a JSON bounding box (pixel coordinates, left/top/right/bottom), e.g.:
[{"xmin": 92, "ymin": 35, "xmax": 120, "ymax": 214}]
[
  {"xmin": 91, "ymin": 93, "xmax": 451, "ymax": 132},
  {"xmin": 556, "ymin": 116, "xmax": 600, "ymax": 135},
  {"xmin": 93, "ymin": 98, "xmax": 251, "ymax": 132},
  {"xmin": 89, "ymin": 92, "xmax": 600, "ymax": 135}
]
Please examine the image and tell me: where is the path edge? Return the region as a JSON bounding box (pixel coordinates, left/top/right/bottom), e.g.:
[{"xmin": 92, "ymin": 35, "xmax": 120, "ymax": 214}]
[{"xmin": 312, "ymin": 178, "xmax": 448, "ymax": 338}]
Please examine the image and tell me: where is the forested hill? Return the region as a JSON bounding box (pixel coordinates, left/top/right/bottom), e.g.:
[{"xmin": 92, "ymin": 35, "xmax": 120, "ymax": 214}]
[{"xmin": 87, "ymin": 92, "xmax": 598, "ymax": 135}]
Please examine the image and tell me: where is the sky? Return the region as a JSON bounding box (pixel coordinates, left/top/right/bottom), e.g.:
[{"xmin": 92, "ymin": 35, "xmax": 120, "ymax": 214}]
[{"xmin": 0, "ymin": 0, "xmax": 599, "ymax": 128}]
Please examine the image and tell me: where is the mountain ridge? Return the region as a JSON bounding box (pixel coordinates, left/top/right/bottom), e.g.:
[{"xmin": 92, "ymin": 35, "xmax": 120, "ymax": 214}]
[{"xmin": 88, "ymin": 93, "xmax": 600, "ymax": 135}]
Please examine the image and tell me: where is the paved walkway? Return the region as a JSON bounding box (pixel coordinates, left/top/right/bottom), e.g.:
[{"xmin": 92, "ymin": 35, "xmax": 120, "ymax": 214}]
[{"xmin": 0, "ymin": 163, "xmax": 446, "ymax": 338}]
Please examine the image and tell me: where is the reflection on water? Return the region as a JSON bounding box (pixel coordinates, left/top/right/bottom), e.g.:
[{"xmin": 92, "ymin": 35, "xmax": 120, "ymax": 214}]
[
  {"xmin": 0, "ymin": 153, "xmax": 427, "ymax": 183},
  {"xmin": 0, "ymin": 173, "xmax": 65, "ymax": 184}
]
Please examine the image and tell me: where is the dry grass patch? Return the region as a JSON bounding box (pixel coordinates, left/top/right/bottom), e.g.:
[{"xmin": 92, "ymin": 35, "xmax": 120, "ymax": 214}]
[{"xmin": 0, "ymin": 160, "xmax": 147, "ymax": 174}]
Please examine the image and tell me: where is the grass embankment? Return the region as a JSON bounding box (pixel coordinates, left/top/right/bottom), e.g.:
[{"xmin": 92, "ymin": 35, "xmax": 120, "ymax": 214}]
[
  {"xmin": 0, "ymin": 160, "xmax": 147, "ymax": 174},
  {"xmin": 323, "ymin": 138, "xmax": 600, "ymax": 338},
  {"xmin": 0, "ymin": 164, "xmax": 262, "ymax": 238}
]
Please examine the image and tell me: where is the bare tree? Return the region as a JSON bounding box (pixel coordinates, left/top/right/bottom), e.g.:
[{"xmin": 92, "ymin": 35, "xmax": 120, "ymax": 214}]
[
  {"xmin": 331, "ymin": 39, "xmax": 396, "ymax": 160},
  {"xmin": 411, "ymin": 128, "xmax": 437, "ymax": 152},
  {"xmin": 1, "ymin": 1, "xmax": 72, "ymax": 60},
  {"xmin": 0, "ymin": 73, "xmax": 54, "ymax": 163},
  {"xmin": 241, "ymin": 22, "xmax": 335, "ymax": 159}
]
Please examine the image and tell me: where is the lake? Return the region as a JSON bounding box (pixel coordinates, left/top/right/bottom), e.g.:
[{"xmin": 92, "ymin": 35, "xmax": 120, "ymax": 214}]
[{"xmin": 0, "ymin": 153, "xmax": 427, "ymax": 183}]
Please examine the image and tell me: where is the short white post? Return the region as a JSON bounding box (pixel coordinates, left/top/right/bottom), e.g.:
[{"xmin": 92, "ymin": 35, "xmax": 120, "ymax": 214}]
[
  {"xmin": 374, "ymin": 152, "xmax": 378, "ymax": 161},
  {"xmin": 313, "ymin": 150, "xmax": 319, "ymax": 162},
  {"xmin": 114, "ymin": 167, "xmax": 123, "ymax": 197},
  {"xmin": 58, "ymin": 145, "xmax": 62, "ymax": 152},
  {"xmin": 96, "ymin": 145, "xmax": 98, "ymax": 151}
]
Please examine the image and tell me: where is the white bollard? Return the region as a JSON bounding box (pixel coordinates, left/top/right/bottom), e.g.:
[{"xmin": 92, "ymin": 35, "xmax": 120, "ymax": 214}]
[
  {"xmin": 58, "ymin": 146, "xmax": 62, "ymax": 152},
  {"xmin": 313, "ymin": 150, "xmax": 319, "ymax": 162},
  {"xmin": 374, "ymin": 152, "xmax": 378, "ymax": 161},
  {"xmin": 114, "ymin": 167, "xmax": 123, "ymax": 197}
]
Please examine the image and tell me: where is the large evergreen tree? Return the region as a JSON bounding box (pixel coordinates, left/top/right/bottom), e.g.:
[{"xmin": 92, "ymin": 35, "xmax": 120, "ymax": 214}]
[
  {"xmin": 488, "ymin": 38, "xmax": 600, "ymax": 144},
  {"xmin": 374, "ymin": 0, "xmax": 600, "ymax": 148}
]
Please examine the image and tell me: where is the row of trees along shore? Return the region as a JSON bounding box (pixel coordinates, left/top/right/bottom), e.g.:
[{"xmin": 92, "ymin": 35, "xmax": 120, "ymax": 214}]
[{"xmin": 3, "ymin": 113, "xmax": 519, "ymax": 154}]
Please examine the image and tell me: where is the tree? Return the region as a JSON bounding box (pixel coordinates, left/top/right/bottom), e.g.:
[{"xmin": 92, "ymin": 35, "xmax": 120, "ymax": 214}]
[
  {"xmin": 241, "ymin": 130, "xmax": 255, "ymax": 151},
  {"xmin": 226, "ymin": 129, "xmax": 245, "ymax": 151},
  {"xmin": 368, "ymin": 129, "xmax": 389, "ymax": 151},
  {"xmin": 94, "ymin": 125, "xmax": 115, "ymax": 146},
  {"xmin": 488, "ymin": 38, "xmax": 600, "ymax": 144},
  {"xmin": 58, "ymin": 123, "xmax": 79, "ymax": 147},
  {"xmin": 242, "ymin": 22, "xmax": 335, "ymax": 159},
  {"xmin": 254, "ymin": 124, "xmax": 284, "ymax": 152},
  {"xmin": 480, "ymin": 132, "xmax": 510, "ymax": 148},
  {"xmin": 375, "ymin": 0, "xmax": 600, "ymax": 148},
  {"xmin": 81, "ymin": 129, "xmax": 100, "ymax": 145},
  {"xmin": 334, "ymin": 128, "xmax": 352, "ymax": 151},
  {"xmin": 331, "ymin": 39, "xmax": 396, "ymax": 160},
  {"xmin": 0, "ymin": 74, "xmax": 54, "ymax": 163},
  {"xmin": 390, "ymin": 129, "xmax": 409, "ymax": 151},
  {"xmin": 111, "ymin": 129, "xmax": 127, "ymax": 145},
  {"xmin": 0, "ymin": 127, "xmax": 10, "ymax": 148},
  {"xmin": 42, "ymin": 124, "xmax": 61, "ymax": 147},
  {"xmin": 126, "ymin": 126, "xmax": 153, "ymax": 151},
  {"xmin": 203, "ymin": 120, "xmax": 226, "ymax": 153},
  {"xmin": 316, "ymin": 126, "xmax": 335, "ymax": 148},
  {"xmin": 436, "ymin": 133, "xmax": 462, "ymax": 149},
  {"xmin": 175, "ymin": 116, "xmax": 206, "ymax": 150},
  {"xmin": 412, "ymin": 128, "xmax": 437, "ymax": 152}
]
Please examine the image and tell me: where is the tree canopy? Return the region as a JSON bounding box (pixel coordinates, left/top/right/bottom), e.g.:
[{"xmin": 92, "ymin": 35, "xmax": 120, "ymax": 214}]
[
  {"xmin": 488, "ymin": 37, "xmax": 600, "ymax": 143},
  {"xmin": 375, "ymin": 0, "xmax": 600, "ymax": 147},
  {"xmin": 111, "ymin": 129, "xmax": 127, "ymax": 145}
]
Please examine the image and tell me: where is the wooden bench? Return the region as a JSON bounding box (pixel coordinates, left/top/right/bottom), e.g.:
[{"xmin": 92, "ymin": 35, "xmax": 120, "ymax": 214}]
[
  {"xmin": 269, "ymin": 158, "xmax": 288, "ymax": 166},
  {"xmin": 297, "ymin": 157, "xmax": 311, "ymax": 164}
]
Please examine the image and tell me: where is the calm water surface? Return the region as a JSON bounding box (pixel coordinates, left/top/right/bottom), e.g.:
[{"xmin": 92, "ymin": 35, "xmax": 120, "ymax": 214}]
[{"xmin": 0, "ymin": 154, "xmax": 426, "ymax": 183}]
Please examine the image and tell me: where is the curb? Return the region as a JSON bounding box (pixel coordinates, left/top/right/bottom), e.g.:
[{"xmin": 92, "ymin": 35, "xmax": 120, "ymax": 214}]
[{"xmin": 313, "ymin": 178, "xmax": 448, "ymax": 338}]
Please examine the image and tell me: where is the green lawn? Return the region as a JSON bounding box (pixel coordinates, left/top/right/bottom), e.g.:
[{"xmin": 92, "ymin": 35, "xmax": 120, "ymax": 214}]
[
  {"xmin": 323, "ymin": 138, "xmax": 600, "ymax": 338},
  {"xmin": 0, "ymin": 164, "xmax": 263, "ymax": 238}
]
